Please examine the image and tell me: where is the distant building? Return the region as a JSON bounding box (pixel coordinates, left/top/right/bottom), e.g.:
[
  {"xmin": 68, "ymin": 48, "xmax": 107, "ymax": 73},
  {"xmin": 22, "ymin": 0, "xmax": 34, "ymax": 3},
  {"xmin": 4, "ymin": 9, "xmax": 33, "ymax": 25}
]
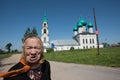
[{"xmin": 41, "ymin": 15, "xmax": 103, "ymax": 52}]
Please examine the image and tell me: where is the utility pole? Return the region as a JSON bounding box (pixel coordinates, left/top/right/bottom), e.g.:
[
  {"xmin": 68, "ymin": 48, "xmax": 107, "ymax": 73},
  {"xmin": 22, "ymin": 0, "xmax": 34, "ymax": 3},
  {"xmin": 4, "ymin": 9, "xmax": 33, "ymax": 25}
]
[{"xmin": 93, "ymin": 8, "xmax": 100, "ymax": 55}]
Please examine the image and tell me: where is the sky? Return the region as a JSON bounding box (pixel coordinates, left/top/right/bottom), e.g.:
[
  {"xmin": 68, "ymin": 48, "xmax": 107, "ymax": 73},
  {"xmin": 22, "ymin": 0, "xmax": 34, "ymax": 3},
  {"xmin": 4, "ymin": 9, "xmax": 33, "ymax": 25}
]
[{"xmin": 0, "ymin": 0, "xmax": 120, "ymax": 51}]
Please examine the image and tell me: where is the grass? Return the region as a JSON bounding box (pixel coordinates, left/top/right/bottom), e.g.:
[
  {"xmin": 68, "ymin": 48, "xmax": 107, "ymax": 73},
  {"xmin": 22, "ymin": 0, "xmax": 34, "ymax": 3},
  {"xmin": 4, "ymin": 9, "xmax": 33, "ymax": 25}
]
[
  {"xmin": 44, "ymin": 47, "xmax": 120, "ymax": 67},
  {"xmin": 0, "ymin": 47, "xmax": 120, "ymax": 68},
  {"xmin": 0, "ymin": 53, "xmax": 12, "ymax": 59}
]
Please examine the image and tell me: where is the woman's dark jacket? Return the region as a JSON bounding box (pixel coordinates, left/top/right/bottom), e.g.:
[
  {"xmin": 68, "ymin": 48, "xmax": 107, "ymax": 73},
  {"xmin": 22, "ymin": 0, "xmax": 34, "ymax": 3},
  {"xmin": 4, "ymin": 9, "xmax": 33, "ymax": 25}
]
[{"xmin": 4, "ymin": 60, "xmax": 51, "ymax": 80}]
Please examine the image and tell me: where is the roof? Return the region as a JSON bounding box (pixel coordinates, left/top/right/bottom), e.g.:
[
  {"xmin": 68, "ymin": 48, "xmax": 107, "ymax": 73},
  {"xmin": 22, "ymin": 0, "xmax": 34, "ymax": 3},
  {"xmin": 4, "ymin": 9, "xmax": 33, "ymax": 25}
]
[
  {"xmin": 80, "ymin": 17, "xmax": 87, "ymax": 26},
  {"xmin": 73, "ymin": 26, "xmax": 78, "ymax": 31},
  {"xmin": 44, "ymin": 15, "xmax": 47, "ymax": 22},
  {"xmin": 77, "ymin": 21, "xmax": 83, "ymax": 27},
  {"xmin": 51, "ymin": 39, "xmax": 79, "ymax": 46},
  {"xmin": 87, "ymin": 22, "xmax": 93, "ymax": 28}
]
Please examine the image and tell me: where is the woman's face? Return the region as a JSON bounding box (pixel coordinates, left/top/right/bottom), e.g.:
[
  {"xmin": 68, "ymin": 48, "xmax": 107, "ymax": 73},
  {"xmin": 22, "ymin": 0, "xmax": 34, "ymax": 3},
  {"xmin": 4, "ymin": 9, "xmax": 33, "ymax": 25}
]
[{"xmin": 23, "ymin": 37, "xmax": 43, "ymax": 64}]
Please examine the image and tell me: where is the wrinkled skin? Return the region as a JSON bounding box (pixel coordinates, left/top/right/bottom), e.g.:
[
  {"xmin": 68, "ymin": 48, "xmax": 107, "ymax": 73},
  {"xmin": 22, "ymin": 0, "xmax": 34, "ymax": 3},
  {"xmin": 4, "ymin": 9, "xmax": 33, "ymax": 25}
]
[{"xmin": 23, "ymin": 37, "xmax": 43, "ymax": 64}]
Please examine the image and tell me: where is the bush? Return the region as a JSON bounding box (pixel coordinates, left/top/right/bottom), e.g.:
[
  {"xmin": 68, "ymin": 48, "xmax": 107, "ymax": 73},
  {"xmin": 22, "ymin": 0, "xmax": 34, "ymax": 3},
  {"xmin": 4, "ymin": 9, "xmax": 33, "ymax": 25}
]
[
  {"xmin": 0, "ymin": 49, "xmax": 6, "ymax": 54},
  {"xmin": 46, "ymin": 48, "xmax": 54, "ymax": 53},
  {"xmin": 70, "ymin": 47, "xmax": 74, "ymax": 51}
]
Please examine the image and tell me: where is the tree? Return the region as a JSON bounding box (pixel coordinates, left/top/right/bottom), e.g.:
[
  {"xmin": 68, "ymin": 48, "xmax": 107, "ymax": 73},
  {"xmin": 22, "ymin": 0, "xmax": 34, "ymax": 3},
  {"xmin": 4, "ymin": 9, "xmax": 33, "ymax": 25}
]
[
  {"xmin": 22, "ymin": 27, "xmax": 38, "ymax": 42},
  {"xmin": 118, "ymin": 42, "xmax": 120, "ymax": 47},
  {"xmin": 12, "ymin": 49, "xmax": 18, "ymax": 53},
  {"xmin": 5, "ymin": 43, "xmax": 12, "ymax": 53},
  {"xmin": 24, "ymin": 27, "xmax": 31, "ymax": 37},
  {"xmin": 32, "ymin": 27, "xmax": 38, "ymax": 35},
  {"xmin": 102, "ymin": 43, "xmax": 109, "ymax": 47},
  {"xmin": 22, "ymin": 27, "xmax": 31, "ymax": 42},
  {"xmin": 0, "ymin": 49, "xmax": 5, "ymax": 54}
]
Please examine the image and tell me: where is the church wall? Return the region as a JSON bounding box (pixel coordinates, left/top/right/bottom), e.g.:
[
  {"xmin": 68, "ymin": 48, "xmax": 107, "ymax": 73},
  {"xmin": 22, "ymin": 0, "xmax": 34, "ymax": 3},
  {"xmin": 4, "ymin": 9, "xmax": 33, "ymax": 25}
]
[
  {"xmin": 53, "ymin": 45, "xmax": 81, "ymax": 51},
  {"xmin": 77, "ymin": 34, "xmax": 98, "ymax": 49}
]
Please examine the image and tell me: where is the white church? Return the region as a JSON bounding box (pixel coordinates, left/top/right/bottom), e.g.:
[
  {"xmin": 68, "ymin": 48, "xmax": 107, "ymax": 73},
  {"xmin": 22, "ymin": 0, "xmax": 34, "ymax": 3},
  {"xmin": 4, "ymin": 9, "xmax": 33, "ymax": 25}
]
[{"xmin": 41, "ymin": 15, "xmax": 103, "ymax": 52}]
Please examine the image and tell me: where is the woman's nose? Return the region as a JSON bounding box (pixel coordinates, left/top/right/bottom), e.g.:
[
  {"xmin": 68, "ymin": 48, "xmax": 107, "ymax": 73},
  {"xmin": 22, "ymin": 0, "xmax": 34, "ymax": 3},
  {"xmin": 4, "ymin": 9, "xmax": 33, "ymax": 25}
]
[{"xmin": 30, "ymin": 48, "xmax": 37, "ymax": 54}]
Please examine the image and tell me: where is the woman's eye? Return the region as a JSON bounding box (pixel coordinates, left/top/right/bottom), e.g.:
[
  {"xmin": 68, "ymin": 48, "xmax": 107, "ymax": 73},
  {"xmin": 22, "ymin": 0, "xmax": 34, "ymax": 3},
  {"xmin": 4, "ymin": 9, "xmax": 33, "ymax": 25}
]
[
  {"xmin": 26, "ymin": 47, "xmax": 32, "ymax": 49},
  {"xmin": 25, "ymin": 46, "xmax": 41, "ymax": 50}
]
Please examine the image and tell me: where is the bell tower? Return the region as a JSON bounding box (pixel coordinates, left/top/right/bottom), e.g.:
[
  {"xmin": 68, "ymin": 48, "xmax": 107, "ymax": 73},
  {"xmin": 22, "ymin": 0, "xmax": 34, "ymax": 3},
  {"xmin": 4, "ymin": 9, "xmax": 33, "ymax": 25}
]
[{"xmin": 41, "ymin": 14, "xmax": 50, "ymax": 50}]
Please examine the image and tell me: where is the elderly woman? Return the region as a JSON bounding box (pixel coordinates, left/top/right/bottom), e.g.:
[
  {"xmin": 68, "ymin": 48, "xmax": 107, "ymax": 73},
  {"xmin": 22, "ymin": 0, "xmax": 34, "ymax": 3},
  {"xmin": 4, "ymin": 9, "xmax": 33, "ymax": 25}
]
[{"xmin": 0, "ymin": 34, "xmax": 51, "ymax": 80}]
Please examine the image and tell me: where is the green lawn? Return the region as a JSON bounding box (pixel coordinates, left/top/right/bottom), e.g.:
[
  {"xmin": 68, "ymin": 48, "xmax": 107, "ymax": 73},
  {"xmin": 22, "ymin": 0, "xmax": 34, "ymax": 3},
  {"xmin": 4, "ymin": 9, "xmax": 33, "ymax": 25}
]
[
  {"xmin": 0, "ymin": 47, "xmax": 120, "ymax": 68},
  {"xmin": 0, "ymin": 54, "xmax": 12, "ymax": 59},
  {"xmin": 44, "ymin": 47, "xmax": 120, "ymax": 67}
]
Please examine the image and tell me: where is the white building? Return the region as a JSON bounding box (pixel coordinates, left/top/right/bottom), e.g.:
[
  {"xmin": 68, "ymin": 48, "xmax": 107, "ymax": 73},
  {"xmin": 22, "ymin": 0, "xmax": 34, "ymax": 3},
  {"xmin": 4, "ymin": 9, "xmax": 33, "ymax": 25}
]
[
  {"xmin": 41, "ymin": 16, "xmax": 103, "ymax": 52},
  {"xmin": 51, "ymin": 17, "xmax": 103, "ymax": 51},
  {"xmin": 41, "ymin": 15, "xmax": 50, "ymax": 52}
]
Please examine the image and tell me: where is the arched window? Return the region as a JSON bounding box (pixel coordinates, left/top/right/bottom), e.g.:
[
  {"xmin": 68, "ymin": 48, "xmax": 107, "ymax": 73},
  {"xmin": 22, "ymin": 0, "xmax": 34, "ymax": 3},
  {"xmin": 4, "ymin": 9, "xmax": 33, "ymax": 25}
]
[
  {"xmin": 86, "ymin": 46, "xmax": 88, "ymax": 49},
  {"xmin": 44, "ymin": 37, "xmax": 46, "ymax": 42},
  {"xmin": 86, "ymin": 39, "xmax": 88, "ymax": 44},
  {"xmin": 44, "ymin": 23, "xmax": 47, "ymax": 27},
  {"xmin": 83, "ymin": 39, "xmax": 85, "ymax": 44},
  {"xmin": 90, "ymin": 46, "xmax": 92, "ymax": 48},
  {"xmin": 44, "ymin": 29, "xmax": 46, "ymax": 34},
  {"xmin": 83, "ymin": 46, "xmax": 85, "ymax": 49},
  {"xmin": 90, "ymin": 39, "xmax": 91, "ymax": 44},
  {"xmin": 92, "ymin": 39, "xmax": 94, "ymax": 43}
]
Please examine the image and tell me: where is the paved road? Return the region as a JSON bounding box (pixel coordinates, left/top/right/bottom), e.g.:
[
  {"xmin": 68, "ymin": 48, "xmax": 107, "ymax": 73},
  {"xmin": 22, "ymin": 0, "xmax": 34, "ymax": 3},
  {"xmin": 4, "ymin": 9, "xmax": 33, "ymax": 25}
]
[{"xmin": 0, "ymin": 54, "xmax": 120, "ymax": 80}]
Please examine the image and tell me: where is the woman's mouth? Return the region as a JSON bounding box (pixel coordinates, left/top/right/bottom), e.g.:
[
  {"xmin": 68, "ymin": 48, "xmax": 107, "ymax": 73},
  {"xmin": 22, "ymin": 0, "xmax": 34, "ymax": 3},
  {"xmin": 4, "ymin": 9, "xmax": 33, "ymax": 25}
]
[{"xmin": 30, "ymin": 55, "xmax": 37, "ymax": 61}]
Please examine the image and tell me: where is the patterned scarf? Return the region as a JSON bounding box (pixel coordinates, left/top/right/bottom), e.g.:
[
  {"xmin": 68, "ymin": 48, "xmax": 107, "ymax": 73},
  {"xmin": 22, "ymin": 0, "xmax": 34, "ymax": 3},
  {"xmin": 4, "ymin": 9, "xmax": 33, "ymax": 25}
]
[{"xmin": 0, "ymin": 54, "xmax": 45, "ymax": 78}]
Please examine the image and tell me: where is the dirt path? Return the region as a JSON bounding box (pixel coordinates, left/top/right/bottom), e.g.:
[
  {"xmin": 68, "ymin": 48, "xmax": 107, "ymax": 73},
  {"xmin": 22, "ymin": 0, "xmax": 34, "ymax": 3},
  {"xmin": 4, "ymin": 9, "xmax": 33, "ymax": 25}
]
[{"xmin": 0, "ymin": 54, "xmax": 120, "ymax": 80}]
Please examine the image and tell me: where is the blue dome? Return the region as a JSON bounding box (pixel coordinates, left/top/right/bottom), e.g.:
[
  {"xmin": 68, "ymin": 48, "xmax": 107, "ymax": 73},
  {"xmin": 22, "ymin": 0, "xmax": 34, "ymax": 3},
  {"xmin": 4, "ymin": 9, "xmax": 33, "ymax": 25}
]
[
  {"xmin": 87, "ymin": 22, "xmax": 93, "ymax": 28},
  {"xmin": 73, "ymin": 26, "xmax": 78, "ymax": 31},
  {"xmin": 77, "ymin": 21, "xmax": 83, "ymax": 28},
  {"xmin": 80, "ymin": 17, "xmax": 87, "ymax": 26}
]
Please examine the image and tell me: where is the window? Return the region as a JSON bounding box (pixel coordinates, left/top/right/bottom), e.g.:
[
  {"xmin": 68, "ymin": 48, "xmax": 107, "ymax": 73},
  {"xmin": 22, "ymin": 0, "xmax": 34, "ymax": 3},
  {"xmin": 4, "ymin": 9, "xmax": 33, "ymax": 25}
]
[
  {"xmin": 44, "ymin": 23, "xmax": 47, "ymax": 27},
  {"xmin": 86, "ymin": 39, "xmax": 88, "ymax": 44},
  {"xmin": 92, "ymin": 39, "xmax": 94, "ymax": 43},
  {"xmin": 44, "ymin": 37, "xmax": 46, "ymax": 42},
  {"xmin": 44, "ymin": 29, "xmax": 46, "ymax": 34},
  {"xmin": 83, "ymin": 39, "xmax": 85, "ymax": 44},
  {"xmin": 86, "ymin": 46, "xmax": 88, "ymax": 49},
  {"xmin": 83, "ymin": 46, "xmax": 85, "ymax": 49},
  {"xmin": 90, "ymin": 39, "xmax": 91, "ymax": 44}
]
